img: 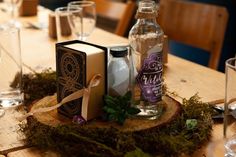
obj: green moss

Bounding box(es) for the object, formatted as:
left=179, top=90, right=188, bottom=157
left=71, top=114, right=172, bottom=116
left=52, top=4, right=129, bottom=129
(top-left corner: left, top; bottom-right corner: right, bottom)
left=20, top=94, right=213, bottom=157
left=22, top=68, right=57, bottom=105
left=19, top=71, right=214, bottom=157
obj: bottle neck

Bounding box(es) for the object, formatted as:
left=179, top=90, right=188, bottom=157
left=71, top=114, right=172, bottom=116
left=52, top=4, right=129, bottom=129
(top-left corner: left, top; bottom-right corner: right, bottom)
left=137, top=17, right=157, bottom=24
left=135, top=0, right=158, bottom=23
left=135, top=9, right=157, bottom=24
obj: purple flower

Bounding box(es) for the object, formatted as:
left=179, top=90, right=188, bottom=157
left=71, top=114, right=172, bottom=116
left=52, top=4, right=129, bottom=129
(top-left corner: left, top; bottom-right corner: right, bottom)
left=72, top=115, right=86, bottom=125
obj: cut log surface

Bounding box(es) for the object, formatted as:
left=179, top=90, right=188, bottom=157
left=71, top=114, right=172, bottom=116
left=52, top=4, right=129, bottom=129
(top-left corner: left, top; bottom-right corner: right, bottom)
left=30, top=95, right=181, bottom=132
left=90, top=95, right=181, bottom=132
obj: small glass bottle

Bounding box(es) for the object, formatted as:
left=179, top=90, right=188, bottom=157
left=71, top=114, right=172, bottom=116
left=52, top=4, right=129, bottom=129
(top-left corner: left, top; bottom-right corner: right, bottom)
left=128, top=0, right=164, bottom=118
left=108, top=47, right=130, bottom=97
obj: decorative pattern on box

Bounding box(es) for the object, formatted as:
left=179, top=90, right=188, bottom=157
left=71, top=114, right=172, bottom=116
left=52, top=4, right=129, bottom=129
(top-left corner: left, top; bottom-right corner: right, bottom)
left=56, top=40, right=107, bottom=120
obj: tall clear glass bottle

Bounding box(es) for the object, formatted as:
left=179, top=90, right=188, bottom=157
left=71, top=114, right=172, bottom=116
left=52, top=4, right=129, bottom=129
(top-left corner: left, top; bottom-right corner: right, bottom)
left=129, top=0, right=164, bottom=118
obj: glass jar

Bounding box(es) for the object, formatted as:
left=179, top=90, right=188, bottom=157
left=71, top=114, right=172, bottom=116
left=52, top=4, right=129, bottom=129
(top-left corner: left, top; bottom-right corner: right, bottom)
left=128, top=0, right=164, bottom=118
left=108, top=46, right=130, bottom=97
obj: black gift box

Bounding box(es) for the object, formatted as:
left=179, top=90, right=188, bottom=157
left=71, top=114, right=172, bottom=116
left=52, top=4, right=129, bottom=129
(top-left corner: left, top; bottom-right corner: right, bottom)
left=56, top=40, right=107, bottom=120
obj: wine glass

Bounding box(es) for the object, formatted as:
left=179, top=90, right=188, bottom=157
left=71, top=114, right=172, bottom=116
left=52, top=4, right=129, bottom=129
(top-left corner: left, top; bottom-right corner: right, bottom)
left=3, top=0, right=23, bottom=27
left=55, top=6, right=81, bottom=42
left=67, top=1, right=96, bottom=41
left=0, top=25, right=23, bottom=117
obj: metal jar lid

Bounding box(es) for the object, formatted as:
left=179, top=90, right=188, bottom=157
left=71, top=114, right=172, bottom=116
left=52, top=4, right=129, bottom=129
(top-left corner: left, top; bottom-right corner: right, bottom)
left=110, top=46, right=128, bottom=57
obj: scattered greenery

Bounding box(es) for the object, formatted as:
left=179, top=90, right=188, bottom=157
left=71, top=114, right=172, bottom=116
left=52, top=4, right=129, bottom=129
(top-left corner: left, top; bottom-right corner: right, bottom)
left=20, top=118, right=125, bottom=157
left=186, top=119, right=198, bottom=130
left=19, top=70, right=215, bottom=156
left=132, top=94, right=214, bottom=156
left=20, top=93, right=214, bottom=157
left=21, top=68, right=57, bottom=105
left=103, top=91, right=141, bottom=125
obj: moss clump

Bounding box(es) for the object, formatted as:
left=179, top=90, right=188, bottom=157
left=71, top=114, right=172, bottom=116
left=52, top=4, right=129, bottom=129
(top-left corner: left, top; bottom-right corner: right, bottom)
left=20, top=93, right=214, bottom=157
left=20, top=118, right=132, bottom=157
left=19, top=70, right=214, bottom=156
left=133, top=94, right=213, bottom=156
left=22, top=68, right=57, bottom=105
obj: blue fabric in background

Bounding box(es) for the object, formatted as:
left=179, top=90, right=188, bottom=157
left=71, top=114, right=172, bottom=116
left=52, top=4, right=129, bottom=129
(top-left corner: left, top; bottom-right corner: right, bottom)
left=169, top=41, right=209, bottom=67
left=39, top=0, right=74, bottom=11
left=168, top=0, right=236, bottom=72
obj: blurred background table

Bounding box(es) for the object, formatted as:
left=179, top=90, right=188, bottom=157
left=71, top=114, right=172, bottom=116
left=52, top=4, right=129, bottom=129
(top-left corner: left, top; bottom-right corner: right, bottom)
left=0, top=3, right=226, bottom=157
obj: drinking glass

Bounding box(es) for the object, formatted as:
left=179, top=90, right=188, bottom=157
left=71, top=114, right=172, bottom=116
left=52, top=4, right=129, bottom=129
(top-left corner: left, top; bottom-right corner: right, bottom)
left=3, top=0, right=23, bottom=27
left=224, top=57, right=236, bottom=156
left=0, top=25, right=23, bottom=117
left=224, top=57, right=236, bottom=137
left=205, top=57, right=236, bottom=157
left=68, top=1, right=96, bottom=41
left=55, top=6, right=81, bottom=42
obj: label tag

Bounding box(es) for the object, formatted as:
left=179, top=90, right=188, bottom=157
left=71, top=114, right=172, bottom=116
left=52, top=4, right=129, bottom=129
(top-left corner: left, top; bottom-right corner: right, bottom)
left=136, top=52, right=162, bottom=102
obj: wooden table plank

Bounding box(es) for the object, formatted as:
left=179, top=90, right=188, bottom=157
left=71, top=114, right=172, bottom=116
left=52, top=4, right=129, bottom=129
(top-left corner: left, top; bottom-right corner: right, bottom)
left=0, top=6, right=130, bottom=154
left=0, top=3, right=227, bottom=157
left=21, top=23, right=225, bottom=104
left=20, top=27, right=129, bottom=72
left=0, top=109, right=26, bottom=154
left=166, top=55, right=225, bottom=103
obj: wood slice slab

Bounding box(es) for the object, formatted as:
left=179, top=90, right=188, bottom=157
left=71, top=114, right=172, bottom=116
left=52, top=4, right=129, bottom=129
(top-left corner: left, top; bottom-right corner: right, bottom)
left=30, top=95, right=181, bottom=132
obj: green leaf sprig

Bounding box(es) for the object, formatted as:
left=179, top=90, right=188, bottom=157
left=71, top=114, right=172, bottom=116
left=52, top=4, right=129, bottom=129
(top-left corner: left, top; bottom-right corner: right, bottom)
left=103, top=91, right=140, bottom=125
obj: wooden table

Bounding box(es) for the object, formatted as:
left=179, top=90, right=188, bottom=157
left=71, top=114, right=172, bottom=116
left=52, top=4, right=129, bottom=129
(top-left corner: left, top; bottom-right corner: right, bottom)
left=0, top=4, right=227, bottom=157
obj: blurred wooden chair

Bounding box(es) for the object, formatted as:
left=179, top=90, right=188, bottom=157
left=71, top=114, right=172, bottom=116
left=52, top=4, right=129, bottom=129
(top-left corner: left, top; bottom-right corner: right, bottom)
left=92, top=0, right=136, bottom=36
left=158, top=0, right=228, bottom=69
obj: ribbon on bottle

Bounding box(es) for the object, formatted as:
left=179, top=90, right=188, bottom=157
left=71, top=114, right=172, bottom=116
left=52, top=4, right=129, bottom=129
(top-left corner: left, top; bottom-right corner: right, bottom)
left=18, top=74, right=102, bottom=122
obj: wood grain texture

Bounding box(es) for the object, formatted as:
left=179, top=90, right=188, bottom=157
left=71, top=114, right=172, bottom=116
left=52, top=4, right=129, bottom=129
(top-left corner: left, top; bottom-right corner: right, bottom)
left=158, top=0, right=229, bottom=69
left=0, top=4, right=227, bottom=157
left=0, top=109, right=26, bottom=154
left=29, top=95, right=181, bottom=132
left=165, top=55, right=225, bottom=103
left=93, top=0, right=136, bottom=36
